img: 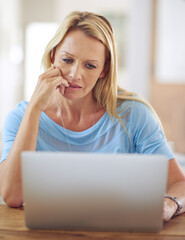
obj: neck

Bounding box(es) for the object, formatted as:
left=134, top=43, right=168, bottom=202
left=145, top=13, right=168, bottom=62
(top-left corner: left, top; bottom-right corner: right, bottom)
left=56, top=93, right=97, bottom=123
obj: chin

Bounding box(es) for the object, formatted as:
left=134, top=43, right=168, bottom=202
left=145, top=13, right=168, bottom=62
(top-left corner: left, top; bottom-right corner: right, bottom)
left=59, top=87, right=92, bottom=102
left=61, top=92, right=81, bottom=101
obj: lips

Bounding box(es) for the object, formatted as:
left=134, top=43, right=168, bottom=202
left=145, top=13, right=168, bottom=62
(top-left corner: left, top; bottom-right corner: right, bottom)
left=68, top=82, right=81, bottom=88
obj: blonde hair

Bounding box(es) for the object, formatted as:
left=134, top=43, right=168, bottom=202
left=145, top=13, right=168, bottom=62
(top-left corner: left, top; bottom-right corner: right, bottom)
left=42, top=11, right=162, bottom=135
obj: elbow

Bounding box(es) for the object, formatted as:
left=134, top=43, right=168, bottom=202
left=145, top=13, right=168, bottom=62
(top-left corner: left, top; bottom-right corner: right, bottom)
left=1, top=190, right=23, bottom=208
left=0, top=162, right=23, bottom=208
left=6, top=199, right=23, bottom=208
left=3, top=196, right=23, bottom=208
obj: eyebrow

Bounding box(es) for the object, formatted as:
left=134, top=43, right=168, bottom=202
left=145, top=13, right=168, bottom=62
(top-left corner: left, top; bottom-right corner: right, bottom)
left=60, top=51, right=100, bottom=64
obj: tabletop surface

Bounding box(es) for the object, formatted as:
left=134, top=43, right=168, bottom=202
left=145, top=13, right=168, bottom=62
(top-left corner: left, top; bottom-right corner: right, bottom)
left=1, top=204, right=185, bottom=240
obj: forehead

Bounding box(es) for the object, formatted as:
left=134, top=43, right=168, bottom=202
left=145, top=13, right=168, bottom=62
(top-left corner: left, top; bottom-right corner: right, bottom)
left=57, top=30, right=106, bottom=60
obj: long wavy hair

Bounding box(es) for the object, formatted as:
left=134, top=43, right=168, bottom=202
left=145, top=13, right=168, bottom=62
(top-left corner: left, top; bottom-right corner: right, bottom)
left=42, top=11, right=162, bottom=135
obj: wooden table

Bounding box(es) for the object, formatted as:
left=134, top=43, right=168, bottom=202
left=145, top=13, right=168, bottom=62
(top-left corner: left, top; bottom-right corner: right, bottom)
left=1, top=204, right=185, bottom=240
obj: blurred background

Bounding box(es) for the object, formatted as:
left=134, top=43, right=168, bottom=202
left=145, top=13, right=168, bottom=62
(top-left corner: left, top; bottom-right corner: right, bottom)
left=0, top=0, right=185, bottom=157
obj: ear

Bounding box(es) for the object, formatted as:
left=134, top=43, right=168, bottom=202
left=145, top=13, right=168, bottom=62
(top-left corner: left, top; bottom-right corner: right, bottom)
left=50, top=48, right=56, bottom=64
left=99, top=59, right=110, bottom=79
left=99, top=70, right=105, bottom=79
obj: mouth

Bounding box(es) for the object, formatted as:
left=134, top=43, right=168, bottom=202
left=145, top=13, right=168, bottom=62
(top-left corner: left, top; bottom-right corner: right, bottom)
left=67, top=82, right=82, bottom=88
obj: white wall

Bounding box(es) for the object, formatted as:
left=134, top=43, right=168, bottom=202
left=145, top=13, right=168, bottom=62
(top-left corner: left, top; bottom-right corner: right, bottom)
left=55, top=0, right=129, bottom=19
left=0, top=0, right=24, bottom=132
left=0, top=0, right=60, bottom=132
left=155, top=0, right=185, bottom=82
left=126, top=0, right=153, bottom=99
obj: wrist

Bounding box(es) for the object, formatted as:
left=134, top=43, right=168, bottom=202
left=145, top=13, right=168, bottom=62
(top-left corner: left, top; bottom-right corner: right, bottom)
left=27, top=101, right=43, bottom=115
left=165, top=195, right=183, bottom=217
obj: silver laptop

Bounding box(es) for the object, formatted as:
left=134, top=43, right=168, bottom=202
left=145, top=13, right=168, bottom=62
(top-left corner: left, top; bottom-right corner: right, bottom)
left=21, top=152, right=168, bottom=232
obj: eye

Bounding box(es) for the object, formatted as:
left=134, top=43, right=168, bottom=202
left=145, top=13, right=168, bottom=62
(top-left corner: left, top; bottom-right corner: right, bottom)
left=63, top=58, right=73, bottom=64
left=86, top=63, right=96, bottom=69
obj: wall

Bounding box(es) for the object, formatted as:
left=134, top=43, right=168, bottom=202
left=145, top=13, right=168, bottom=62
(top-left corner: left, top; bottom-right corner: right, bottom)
left=0, top=0, right=23, bottom=132
left=126, top=0, right=153, bottom=99
left=151, top=83, right=185, bottom=153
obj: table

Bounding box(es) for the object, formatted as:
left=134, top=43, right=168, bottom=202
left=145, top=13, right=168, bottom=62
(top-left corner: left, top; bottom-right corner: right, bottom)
left=1, top=204, right=185, bottom=240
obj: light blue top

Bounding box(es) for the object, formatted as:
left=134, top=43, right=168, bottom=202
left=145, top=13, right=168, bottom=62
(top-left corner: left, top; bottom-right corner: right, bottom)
left=0, top=100, right=174, bottom=163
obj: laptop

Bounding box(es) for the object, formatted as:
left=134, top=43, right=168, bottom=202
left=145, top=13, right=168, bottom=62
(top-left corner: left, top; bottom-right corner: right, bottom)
left=21, top=152, right=168, bottom=232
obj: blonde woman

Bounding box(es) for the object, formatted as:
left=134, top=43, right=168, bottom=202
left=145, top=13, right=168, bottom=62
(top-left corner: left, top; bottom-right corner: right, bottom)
left=0, top=11, right=185, bottom=221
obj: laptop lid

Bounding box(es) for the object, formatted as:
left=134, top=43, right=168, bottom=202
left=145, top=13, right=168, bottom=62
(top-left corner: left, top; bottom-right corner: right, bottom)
left=21, top=152, right=168, bottom=232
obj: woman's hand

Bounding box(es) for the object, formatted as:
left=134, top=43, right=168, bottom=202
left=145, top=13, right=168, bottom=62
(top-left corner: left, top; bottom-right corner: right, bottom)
left=163, top=198, right=177, bottom=222
left=163, top=158, right=185, bottom=222
left=30, top=66, right=69, bottom=111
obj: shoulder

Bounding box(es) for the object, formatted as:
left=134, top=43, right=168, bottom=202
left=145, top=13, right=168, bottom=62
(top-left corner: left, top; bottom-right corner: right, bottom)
left=130, top=100, right=153, bottom=118
left=10, top=100, right=28, bottom=113
left=117, top=89, right=151, bottom=115
left=14, top=100, right=28, bottom=112
left=116, top=98, right=158, bottom=130
left=4, top=101, right=28, bottom=125
left=117, top=98, right=151, bottom=118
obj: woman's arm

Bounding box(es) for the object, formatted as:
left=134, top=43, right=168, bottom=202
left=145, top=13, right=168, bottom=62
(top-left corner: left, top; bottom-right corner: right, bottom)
left=0, top=103, right=42, bottom=207
left=0, top=66, right=69, bottom=207
left=163, top=158, right=185, bottom=221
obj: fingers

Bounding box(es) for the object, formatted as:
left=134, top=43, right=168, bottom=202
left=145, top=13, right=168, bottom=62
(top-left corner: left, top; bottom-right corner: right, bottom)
left=59, top=85, right=65, bottom=95
left=39, top=66, right=61, bottom=80
left=55, top=66, right=63, bottom=76
left=51, top=66, right=69, bottom=91
left=47, top=76, right=69, bottom=88
left=39, top=66, right=69, bottom=89
left=31, top=67, right=69, bottom=111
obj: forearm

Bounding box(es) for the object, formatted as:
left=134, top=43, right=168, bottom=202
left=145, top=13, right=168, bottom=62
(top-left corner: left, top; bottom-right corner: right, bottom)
left=0, top=103, right=42, bottom=207
left=0, top=66, right=66, bottom=207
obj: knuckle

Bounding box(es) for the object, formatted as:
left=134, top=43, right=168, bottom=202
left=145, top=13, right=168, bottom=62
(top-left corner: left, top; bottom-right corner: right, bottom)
left=56, top=68, right=61, bottom=75
left=39, top=74, right=44, bottom=81
left=45, top=79, right=52, bottom=87
left=39, top=78, right=51, bottom=88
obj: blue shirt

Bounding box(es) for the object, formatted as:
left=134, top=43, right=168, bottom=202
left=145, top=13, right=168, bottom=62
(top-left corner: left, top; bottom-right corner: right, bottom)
left=0, top=100, right=174, bottom=163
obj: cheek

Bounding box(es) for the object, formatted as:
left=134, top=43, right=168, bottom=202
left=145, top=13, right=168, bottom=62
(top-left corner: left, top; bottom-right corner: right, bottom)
left=84, top=72, right=103, bottom=90
left=85, top=74, right=100, bottom=88
left=54, top=61, right=70, bottom=76
left=86, top=68, right=103, bottom=80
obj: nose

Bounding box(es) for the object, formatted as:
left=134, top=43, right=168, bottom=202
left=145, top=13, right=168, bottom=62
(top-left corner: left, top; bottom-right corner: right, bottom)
left=68, top=63, right=82, bottom=80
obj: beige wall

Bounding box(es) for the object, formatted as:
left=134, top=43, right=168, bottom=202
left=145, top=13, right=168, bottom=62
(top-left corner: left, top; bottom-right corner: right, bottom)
left=151, top=83, right=185, bottom=153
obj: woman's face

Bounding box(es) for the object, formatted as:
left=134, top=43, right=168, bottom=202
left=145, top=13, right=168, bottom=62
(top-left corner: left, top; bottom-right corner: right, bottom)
left=53, top=29, right=106, bottom=101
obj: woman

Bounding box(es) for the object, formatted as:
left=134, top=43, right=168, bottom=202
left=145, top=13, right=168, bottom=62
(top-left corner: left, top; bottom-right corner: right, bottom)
left=0, top=11, right=185, bottom=221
